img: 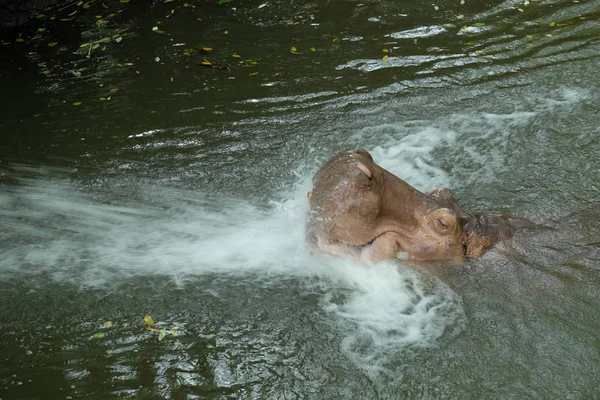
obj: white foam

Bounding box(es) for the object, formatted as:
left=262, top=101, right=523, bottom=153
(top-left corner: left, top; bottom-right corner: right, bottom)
left=318, top=260, right=465, bottom=377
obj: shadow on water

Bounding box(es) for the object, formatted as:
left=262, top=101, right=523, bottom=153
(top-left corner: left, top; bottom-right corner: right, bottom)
left=1, top=0, right=600, bottom=397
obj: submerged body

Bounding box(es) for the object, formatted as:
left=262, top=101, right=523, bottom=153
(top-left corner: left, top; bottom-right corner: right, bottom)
left=306, top=149, right=536, bottom=263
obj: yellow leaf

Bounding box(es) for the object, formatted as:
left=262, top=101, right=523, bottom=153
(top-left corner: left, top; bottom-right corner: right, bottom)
left=382, top=48, right=389, bottom=53
left=291, top=46, right=297, bottom=52
left=332, top=37, right=339, bottom=44
left=104, top=321, right=113, bottom=328
left=47, top=42, right=58, bottom=47
left=73, top=101, right=82, bottom=106
left=232, top=53, right=240, bottom=58
left=90, top=332, right=105, bottom=339
left=120, top=0, right=130, bottom=3
left=382, top=55, right=389, bottom=62
left=549, top=21, right=556, bottom=27
left=202, top=47, right=213, bottom=52
left=144, top=315, right=154, bottom=325
left=310, top=47, right=316, bottom=52
left=249, top=72, right=258, bottom=76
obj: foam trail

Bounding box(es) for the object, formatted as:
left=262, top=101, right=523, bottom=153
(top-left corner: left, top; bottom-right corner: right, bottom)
left=0, top=178, right=315, bottom=286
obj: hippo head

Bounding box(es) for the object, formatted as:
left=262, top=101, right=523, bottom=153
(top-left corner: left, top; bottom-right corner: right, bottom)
left=308, top=149, right=529, bottom=263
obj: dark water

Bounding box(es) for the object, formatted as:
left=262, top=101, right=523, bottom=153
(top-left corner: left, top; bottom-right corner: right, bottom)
left=1, top=0, right=600, bottom=398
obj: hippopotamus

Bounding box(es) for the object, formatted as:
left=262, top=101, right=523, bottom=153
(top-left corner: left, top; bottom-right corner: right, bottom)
left=306, top=149, right=537, bottom=263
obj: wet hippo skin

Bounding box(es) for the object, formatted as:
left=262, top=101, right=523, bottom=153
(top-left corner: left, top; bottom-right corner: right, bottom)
left=306, top=149, right=537, bottom=263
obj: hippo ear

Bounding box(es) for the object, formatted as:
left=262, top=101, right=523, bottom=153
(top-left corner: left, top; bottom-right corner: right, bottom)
left=428, top=208, right=457, bottom=234
left=356, top=162, right=372, bottom=179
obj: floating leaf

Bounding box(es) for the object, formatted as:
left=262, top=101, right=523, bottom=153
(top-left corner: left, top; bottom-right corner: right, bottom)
left=83, top=3, right=90, bottom=8
left=201, top=47, right=213, bottom=53
left=290, top=46, right=301, bottom=54
left=310, top=47, right=316, bottom=52
left=218, top=0, right=233, bottom=4
left=120, top=0, right=130, bottom=3
left=96, top=19, right=104, bottom=24
left=224, top=30, right=228, bottom=34
left=258, top=3, right=268, bottom=8
left=36, top=14, right=46, bottom=19
left=144, top=315, right=155, bottom=325
left=549, top=21, right=556, bottom=27
left=249, top=72, right=258, bottom=76
left=473, top=22, right=486, bottom=27
left=464, top=41, right=476, bottom=46
left=158, top=329, right=168, bottom=341
left=37, top=27, right=46, bottom=32
left=232, top=53, right=240, bottom=58
left=152, top=26, right=159, bottom=31
left=68, top=10, right=78, bottom=16
left=332, top=37, right=339, bottom=44
left=115, top=36, right=123, bottom=43
left=382, top=55, right=388, bottom=62
left=99, top=97, right=107, bottom=101
left=16, top=37, right=25, bottom=43
left=104, top=321, right=113, bottom=328
left=382, top=48, right=389, bottom=53
left=154, top=30, right=166, bottom=34
left=48, top=41, right=58, bottom=47
left=197, top=17, right=203, bottom=21
left=526, top=34, right=533, bottom=38
left=73, top=101, right=82, bottom=106
left=155, top=56, right=160, bottom=62
left=90, top=332, right=105, bottom=339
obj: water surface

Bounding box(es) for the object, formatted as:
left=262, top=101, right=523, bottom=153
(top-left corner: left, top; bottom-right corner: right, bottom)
left=1, top=0, right=600, bottom=398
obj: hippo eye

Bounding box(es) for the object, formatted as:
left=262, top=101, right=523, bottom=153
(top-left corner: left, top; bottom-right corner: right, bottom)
left=436, top=218, right=449, bottom=230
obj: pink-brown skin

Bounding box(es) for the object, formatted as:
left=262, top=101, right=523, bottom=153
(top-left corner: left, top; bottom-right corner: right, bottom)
left=306, top=149, right=536, bottom=263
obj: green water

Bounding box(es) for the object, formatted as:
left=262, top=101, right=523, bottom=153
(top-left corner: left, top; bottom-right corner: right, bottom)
left=1, top=0, right=599, bottom=398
